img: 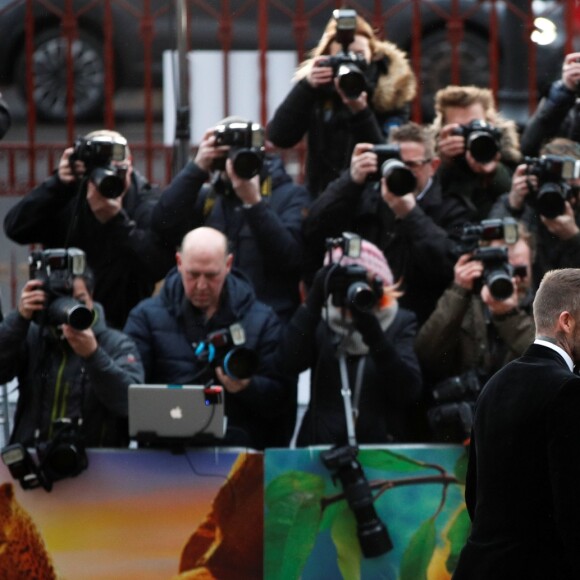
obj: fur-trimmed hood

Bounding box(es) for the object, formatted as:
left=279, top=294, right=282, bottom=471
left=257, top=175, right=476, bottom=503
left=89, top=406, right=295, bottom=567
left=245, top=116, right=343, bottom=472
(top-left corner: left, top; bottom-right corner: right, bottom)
left=294, top=38, right=417, bottom=113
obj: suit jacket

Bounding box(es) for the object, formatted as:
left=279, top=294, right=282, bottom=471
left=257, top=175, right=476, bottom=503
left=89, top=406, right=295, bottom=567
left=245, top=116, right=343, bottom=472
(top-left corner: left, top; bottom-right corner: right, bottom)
left=453, top=343, right=580, bottom=580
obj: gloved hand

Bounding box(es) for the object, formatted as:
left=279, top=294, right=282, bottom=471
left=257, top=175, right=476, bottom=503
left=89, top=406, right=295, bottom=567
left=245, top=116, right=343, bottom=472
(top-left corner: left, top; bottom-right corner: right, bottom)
left=305, top=264, right=336, bottom=316
left=350, top=307, right=384, bottom=347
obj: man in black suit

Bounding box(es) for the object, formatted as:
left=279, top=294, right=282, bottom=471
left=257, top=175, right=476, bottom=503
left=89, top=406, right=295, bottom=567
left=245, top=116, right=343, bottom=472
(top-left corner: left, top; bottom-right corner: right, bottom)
left=453, top=268, right=580, bottom=580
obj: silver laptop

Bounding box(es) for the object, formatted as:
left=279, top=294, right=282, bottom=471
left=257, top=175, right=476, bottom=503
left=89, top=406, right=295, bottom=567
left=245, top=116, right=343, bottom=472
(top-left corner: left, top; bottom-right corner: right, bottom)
left=128, top=384, right=227, bottom=442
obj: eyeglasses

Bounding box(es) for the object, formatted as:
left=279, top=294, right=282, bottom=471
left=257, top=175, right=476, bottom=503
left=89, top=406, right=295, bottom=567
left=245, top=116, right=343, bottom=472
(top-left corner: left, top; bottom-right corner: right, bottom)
left=403, top=159, right=431, bottom=169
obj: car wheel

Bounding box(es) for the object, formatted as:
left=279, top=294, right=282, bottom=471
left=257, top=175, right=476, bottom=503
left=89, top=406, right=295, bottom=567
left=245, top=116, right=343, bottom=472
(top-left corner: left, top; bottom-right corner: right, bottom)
left=418, top=29, right=490, bottom=121
left=15, top=29, right=105, bottom=121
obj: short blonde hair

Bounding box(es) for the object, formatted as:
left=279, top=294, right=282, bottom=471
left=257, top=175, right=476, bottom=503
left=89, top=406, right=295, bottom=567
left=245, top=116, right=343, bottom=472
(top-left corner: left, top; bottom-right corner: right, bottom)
left=434, top=85, right=497, bottom=125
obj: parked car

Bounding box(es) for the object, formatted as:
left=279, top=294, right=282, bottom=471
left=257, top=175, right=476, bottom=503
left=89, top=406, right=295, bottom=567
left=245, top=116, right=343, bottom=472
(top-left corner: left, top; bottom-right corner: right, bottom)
left=0, top=0, right=568, bottom=123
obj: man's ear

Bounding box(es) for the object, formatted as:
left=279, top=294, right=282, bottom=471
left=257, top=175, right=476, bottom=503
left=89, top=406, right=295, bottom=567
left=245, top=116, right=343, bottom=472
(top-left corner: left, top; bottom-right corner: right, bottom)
left=176, top=252, right=182, bottom=271
left=225, top=253, right=233, bottom=273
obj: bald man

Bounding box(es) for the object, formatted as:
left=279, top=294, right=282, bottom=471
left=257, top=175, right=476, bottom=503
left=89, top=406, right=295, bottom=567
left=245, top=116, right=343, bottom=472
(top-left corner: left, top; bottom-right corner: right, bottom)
left=124, top=226, right=294, bottom=449
left=454, top=268, right=580, bottom=579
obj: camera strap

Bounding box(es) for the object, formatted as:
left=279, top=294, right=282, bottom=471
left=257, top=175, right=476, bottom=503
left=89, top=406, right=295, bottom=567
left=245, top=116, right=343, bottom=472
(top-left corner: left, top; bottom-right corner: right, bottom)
left=338, top=353, right=366, bottom=447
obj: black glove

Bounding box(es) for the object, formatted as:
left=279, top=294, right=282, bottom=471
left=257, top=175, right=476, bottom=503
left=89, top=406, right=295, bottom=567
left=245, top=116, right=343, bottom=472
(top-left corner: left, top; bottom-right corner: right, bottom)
left=305, top=264, right=336, bottom=316
left=351, top=307, right=385, bottom=348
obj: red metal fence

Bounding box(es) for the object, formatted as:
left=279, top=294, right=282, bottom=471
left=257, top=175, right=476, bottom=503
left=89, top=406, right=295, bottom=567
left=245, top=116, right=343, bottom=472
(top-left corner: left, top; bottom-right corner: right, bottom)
left=0, top=0, right=576, bottom=196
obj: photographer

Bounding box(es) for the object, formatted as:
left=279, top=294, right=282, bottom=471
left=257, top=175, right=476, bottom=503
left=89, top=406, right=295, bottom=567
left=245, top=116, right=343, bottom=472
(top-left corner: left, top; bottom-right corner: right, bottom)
left=302, top=122, right=469, bottom=324
left=520, top=52, right=580, bottom=156
left=151, top=117, right=311, bottom=324
left=489, top=138, right=580, bottom=289
left=3, top=129, right=174, bottom=329
left=415, top=230, right=535, bottom=442
left=432, top=85, right=521, bottom=222
left=276, top=238, right=422, bottom=446
left=0, top=266, right=144, bottom=448
left=267, top=9, right=416, bottom=197
left=123, top=227, right=295, bottom=449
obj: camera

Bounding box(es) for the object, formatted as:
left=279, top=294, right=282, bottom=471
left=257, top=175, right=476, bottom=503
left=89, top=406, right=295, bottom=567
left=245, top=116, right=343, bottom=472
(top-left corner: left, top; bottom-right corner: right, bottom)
left=194, top=322, right=259, bottom=380
left=69, top=134, right=128, bottom=198
left=317, top=9, right=368, bottom=99
left=427, top=370, right=482, bottom=443
left=524, top=155, right=580, bottom=218
left=451, top=119, right=502, bottom=163
left=471, top=246, right=515, bottom=301
left=1, top=418, right=88, bottom=492
left=213, top=121, right=265, bottom=179
left=320, top=445, right=392, bottom=558
left=324, top=234, right=384, bottom=312
left=367, top=144, right=417, bottom=195
left=457, top=217, right=518, bottom=255
left=29, top=248, right=94, bottom=330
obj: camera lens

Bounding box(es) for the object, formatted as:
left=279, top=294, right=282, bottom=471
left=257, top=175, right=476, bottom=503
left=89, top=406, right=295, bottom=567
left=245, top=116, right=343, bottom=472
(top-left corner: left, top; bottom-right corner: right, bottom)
left=223, top=347, right=259, bottom=379
left=381, top=159, right=417, bottom=196
left=485, top=270, right=514, bottom=301
left=90, top=167, right=125, bottom=198
left=336, top=63, right=367, bottom=99
left=48, top=297, right=94, bottom=330
left=466, top=132, right=499, bottom=164
left=536, top=182, right=566, bottom=219
left=231, top=149, right=263, bottom=179
left=347, top=281, right=377, bottom=312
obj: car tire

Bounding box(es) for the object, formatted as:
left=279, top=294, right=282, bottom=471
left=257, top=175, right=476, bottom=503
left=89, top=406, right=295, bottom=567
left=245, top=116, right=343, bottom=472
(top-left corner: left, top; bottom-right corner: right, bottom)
left=418, top=28, right=490, bottom=121
left=14, top=28, right=105, bottom=122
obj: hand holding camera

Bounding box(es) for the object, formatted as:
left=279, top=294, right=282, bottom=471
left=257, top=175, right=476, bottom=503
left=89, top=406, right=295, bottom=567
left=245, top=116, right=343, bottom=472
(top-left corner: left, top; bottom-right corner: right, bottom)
left=194, top=127, right=230, bottom=173
left=350, top=143, right=378, bottom=184
left=307, top=55, right=336, bottom=88
left=454, top=253, right=484, bottom=292
left=61, top=324, right=98, bottom=358
left=561, top=53, right=580, bottom=92
left=58, top=147, right=80, bottom=185
left=540, top=200, right=580, bottom=241
left=508, top=164, right=537, bottom=211
left=480, top=278, right=518, bottom=316
left=18, top=279, right=46, bottom=320
left=215, top=367, right=250, bottom=394
left=225, top=158, right=261, bottom=206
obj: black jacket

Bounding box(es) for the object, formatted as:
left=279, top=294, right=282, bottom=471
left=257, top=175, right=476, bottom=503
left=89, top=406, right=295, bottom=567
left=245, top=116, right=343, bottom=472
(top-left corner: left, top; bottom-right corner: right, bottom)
left=276, top=304, right=422, bottom=446
left=151, top=154, right=312, bottom=322
left=302, top=171, right=468, bottom=323
left=4, top=171, right=174, bottom=329
left=454, top=344, right=580, bottom=580
left=520, top=80, right=580, bottom=157
left=0, top=302, right=144, bottom=448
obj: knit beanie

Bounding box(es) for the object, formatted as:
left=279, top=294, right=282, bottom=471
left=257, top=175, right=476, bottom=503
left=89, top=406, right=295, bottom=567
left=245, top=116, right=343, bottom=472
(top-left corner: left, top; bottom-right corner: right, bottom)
left=324, top=238, right=393, bottom=286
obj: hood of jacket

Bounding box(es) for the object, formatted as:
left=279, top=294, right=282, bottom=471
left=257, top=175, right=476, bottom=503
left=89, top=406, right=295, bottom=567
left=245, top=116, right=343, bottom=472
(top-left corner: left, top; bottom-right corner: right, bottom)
left=159, top=266, right=257, bottom=321
left=294, top=38, right=416, bottom=113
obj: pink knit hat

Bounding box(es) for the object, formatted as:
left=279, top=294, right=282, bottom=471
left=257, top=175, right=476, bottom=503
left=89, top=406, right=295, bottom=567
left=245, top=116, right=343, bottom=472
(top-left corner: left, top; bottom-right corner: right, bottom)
left=324, top=238, right=394, bottom=286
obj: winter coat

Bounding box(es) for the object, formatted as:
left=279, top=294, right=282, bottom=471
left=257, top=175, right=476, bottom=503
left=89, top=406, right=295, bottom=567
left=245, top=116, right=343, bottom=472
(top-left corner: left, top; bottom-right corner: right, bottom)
left=123, top=267, right=293, bottom=449
left=267, top=39, right=416, bottom=196
left=415, top=283, right=535, bottom=386
left=0, top=302, right=144, bottom=448
left=4, top=170, right=174, bottom=329
left=151, top=154, right=312, bottom=322
left=276, top=304, right=422, bottom=446
left=520, top=80, right=580, bottom=157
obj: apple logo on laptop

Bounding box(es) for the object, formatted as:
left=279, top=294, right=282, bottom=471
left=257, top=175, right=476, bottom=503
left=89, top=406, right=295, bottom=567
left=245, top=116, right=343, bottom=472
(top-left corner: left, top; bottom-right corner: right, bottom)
left=170, top=406, right=183, bottom=420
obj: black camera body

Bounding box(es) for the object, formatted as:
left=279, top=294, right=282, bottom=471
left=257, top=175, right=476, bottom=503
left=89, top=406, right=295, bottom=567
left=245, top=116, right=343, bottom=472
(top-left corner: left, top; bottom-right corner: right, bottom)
left=471, top=245, right=515, bottom=301
left=70, top=134, right=128, bottom=198
left=317, top=9, right=368, bottom=99
left=195, top=322, right=258, bottom=380
left=326, top=264, right=384, bottom=313
left=29, top=248, right=94, bottom=330
left=320, top=445, right=393, bottom=558
left=524, top=154, right=580, bottom=218
left=367, top=144, right=417, bottom=195
left=451, top=119, right=502, bottom=164
left=458, top=217, right=518, bottom=255
left=324, top=233, right=384, bottom=313
left=427, top=370, right=482, bottom=443
left=213, top=121, right=265, bottom=179
left=1, top=418, right=88, bottom=492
